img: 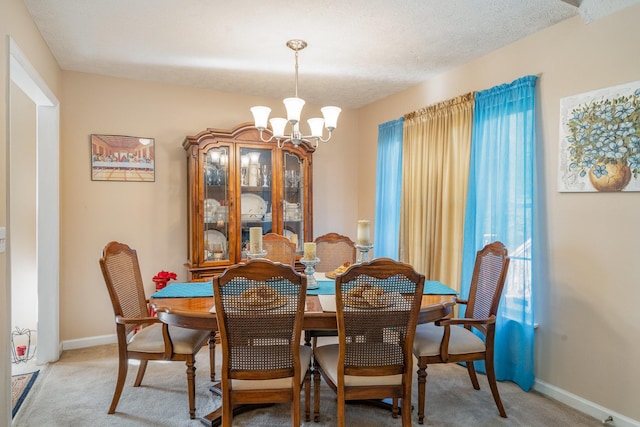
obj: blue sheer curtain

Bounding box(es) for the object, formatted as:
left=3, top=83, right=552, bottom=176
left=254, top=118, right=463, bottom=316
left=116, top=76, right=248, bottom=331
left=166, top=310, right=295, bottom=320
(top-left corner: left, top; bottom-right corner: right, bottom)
left=461, top=75, right=537, bottom=391
left=374, top=118, right=404, bottom=259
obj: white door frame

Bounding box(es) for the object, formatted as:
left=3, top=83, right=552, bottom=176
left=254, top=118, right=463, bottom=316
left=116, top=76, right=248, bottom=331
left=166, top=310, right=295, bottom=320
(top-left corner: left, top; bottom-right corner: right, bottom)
left=9, top=37, right=60, bottom=364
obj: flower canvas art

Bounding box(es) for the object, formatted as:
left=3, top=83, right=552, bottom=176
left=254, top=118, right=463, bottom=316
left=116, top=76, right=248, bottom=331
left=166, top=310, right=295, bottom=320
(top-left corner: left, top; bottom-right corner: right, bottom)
left=558, top=80, right=640, bottom=192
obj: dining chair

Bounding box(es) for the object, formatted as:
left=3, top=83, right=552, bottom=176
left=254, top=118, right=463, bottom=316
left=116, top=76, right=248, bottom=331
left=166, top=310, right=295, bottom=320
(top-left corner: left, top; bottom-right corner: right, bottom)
left=314, top=232, right=356, bottom=273
left=306, top=233, right=357, bottom=347
left=412, top=241, right=510, bottom=423
left=213, top=259, right=311, bottom=426
left=99, top=241, right=212, bottom=419
left=312, top=258, right=425, bottom=427
left=262, top=232, right=297, bottom=266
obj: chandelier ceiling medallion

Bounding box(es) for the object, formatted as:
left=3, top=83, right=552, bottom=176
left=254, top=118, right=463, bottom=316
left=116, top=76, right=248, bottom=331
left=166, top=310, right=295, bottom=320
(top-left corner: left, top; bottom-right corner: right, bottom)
left=250, top=39, right=341, bottom=149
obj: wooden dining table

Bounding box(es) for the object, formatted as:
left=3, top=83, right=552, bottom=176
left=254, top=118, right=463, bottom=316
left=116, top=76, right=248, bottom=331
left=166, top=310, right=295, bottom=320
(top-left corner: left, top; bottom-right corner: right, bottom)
left=151, top=293, right=455, bottom=426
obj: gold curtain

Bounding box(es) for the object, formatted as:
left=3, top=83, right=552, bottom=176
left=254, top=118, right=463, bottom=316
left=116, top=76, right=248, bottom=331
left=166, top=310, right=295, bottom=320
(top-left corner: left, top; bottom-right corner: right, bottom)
left=399, top=93, right=474, bottom=292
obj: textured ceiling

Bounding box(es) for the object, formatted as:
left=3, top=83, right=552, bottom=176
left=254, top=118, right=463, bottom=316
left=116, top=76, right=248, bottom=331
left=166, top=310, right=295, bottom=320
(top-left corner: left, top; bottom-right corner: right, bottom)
left=23, top=0, right=639, bottom=109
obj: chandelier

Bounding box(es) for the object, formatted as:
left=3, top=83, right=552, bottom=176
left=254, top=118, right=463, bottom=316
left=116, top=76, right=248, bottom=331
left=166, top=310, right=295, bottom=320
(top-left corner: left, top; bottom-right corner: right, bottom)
left=250, top=40, right=341, bottom=149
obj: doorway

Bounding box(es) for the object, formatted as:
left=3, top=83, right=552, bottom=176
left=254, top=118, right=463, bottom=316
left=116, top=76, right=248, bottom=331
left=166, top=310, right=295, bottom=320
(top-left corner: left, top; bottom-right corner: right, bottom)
left=8, top=38, right=60, bottom=366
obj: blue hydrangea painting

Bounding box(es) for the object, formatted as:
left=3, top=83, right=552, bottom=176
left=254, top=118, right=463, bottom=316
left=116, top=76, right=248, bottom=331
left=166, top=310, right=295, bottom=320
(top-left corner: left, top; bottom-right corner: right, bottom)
left=558, top=80, right=640, bottom=192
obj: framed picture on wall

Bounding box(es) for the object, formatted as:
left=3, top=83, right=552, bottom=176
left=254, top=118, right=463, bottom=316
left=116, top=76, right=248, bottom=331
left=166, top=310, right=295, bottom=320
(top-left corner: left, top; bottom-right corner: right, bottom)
left=558, top=80, right=640, bottom=192
left=90, top=134, right=155, bottom=182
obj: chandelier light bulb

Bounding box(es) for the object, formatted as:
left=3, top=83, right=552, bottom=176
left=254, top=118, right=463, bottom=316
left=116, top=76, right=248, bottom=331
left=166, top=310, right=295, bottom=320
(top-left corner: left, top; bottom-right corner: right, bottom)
left=270, top=118, right=287, bottom=137
left=321, top=106, right=342, bottom=131
left=307, top=118, right=325, bottom=137
left=250, top=106, right=271, bottom=130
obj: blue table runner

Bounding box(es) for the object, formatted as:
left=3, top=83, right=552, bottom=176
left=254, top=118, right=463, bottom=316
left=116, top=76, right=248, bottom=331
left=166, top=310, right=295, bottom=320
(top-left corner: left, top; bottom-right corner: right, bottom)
left=151, top=279, right=456, bottom=298
left=151, top=282, right=213, bottom=298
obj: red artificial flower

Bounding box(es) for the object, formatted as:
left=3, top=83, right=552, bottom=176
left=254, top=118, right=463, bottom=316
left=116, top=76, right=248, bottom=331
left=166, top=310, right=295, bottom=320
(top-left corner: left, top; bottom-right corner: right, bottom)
left=153, top=270, right=177, bottom=281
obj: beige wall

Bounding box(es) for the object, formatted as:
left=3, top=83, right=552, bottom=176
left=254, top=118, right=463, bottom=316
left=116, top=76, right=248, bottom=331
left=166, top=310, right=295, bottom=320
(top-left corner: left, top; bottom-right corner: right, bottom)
left=60, top=72, right=359, bottom=340
left=358, top=6, right=640, bottom=422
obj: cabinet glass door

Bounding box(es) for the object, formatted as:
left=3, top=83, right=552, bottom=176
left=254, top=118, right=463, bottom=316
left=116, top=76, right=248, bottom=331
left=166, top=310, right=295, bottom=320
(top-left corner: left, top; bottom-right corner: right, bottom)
left=203, top=146, right=229, bottom=262
left=283, top=152, right=304, bottom=253
left=239, top=147, right=272, bottom=257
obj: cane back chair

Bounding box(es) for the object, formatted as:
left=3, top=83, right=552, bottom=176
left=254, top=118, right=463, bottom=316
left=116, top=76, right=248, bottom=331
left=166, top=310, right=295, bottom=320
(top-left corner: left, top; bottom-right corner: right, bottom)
left=313, top=258, right=425, bottom=427
left=99, top=241, right=212, bottom=419
left=213, top=259, right=311, bottom=426
left=262, top=233, right=297, bottom=266
left=306, top=233, right=358, bottom=346
left=314, top=232, right=356, bottom=273
left=412, top=241, right=510, bottom=423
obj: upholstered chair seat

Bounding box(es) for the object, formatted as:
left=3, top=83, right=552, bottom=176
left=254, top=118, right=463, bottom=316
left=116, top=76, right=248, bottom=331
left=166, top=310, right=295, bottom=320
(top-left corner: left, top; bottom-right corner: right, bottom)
left=413, top=323, right=486, bottom=356
left=313, top=345, right=403, bottom=387
left=231, top=346, right=312, bottom=390
left=126, top=323, right=208, bottom=354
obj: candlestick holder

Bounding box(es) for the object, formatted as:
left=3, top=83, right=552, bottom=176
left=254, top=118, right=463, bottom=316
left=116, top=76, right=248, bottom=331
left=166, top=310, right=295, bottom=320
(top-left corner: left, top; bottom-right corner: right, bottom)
left=300, top=257, right=320, bottom=289
left=247, top=250, right=267, bottom=259
left=355, top=244, right=374, bottom=264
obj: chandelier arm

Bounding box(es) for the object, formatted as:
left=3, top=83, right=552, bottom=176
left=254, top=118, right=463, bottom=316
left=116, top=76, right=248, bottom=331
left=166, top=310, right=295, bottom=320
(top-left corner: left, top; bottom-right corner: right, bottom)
left=257, top=129, right=276, bottom=144
left=298, top=130, right=333, bottom=144
left=294, top=137, right=318, bottom=149
left=315, top=129, right=334, bottom=144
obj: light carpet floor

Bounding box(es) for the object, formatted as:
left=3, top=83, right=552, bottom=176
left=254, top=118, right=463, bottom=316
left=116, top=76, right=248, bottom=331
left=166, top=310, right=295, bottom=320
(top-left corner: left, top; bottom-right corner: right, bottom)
left=13, top=343, right=601, bottom=426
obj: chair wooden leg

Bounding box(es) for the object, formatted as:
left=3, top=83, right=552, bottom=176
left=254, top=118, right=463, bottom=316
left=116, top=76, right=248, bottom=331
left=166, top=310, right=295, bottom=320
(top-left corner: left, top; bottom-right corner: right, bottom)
left=291, top=383, right=301, bottom=426
left=109, top=356, right=129, bottom=413
left=304, top=369, right=311, bottom=422
left=133, top=360, right=148, bottom=387
left=313, top=365, right=321, bottom=422
left=466, top=361, right=480, bottom=390
left=401, top=394, right=412, bottom=427
left=221, top=380, right=232, bottom=427
left=416, top=358, right=427, bottom=424
left=392, top=397, right=399, bottom=418
left=485, top=356, right=507, bottom=417
left=186, top=357, right=197, bottom=419
left=336, top=387, right=345, bottom=427
left=209, top=332, right=216, bottom=381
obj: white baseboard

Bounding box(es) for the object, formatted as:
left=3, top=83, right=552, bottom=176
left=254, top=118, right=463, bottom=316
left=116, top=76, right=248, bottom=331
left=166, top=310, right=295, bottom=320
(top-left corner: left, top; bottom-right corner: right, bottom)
left=534, top=379, right=640, bottom=427
left=61, top=334, right=117, bottom=350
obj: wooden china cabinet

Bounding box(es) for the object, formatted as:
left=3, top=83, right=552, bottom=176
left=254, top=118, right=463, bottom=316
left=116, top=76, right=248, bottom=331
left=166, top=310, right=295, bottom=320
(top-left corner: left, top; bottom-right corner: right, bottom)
left=183, top=123, right=314, bottom=280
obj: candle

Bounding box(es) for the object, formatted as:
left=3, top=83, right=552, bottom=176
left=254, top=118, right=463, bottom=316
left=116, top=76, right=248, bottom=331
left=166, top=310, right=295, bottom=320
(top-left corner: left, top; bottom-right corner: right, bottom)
left=249, top=227, right=262, bottom=254
left=16, top=345, right=26, bottom=356
left=357, top=220, right=371, bottom=246
left=303, top=242, right=316, bottom=260
left=290, top=233, right=299, bottom=247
